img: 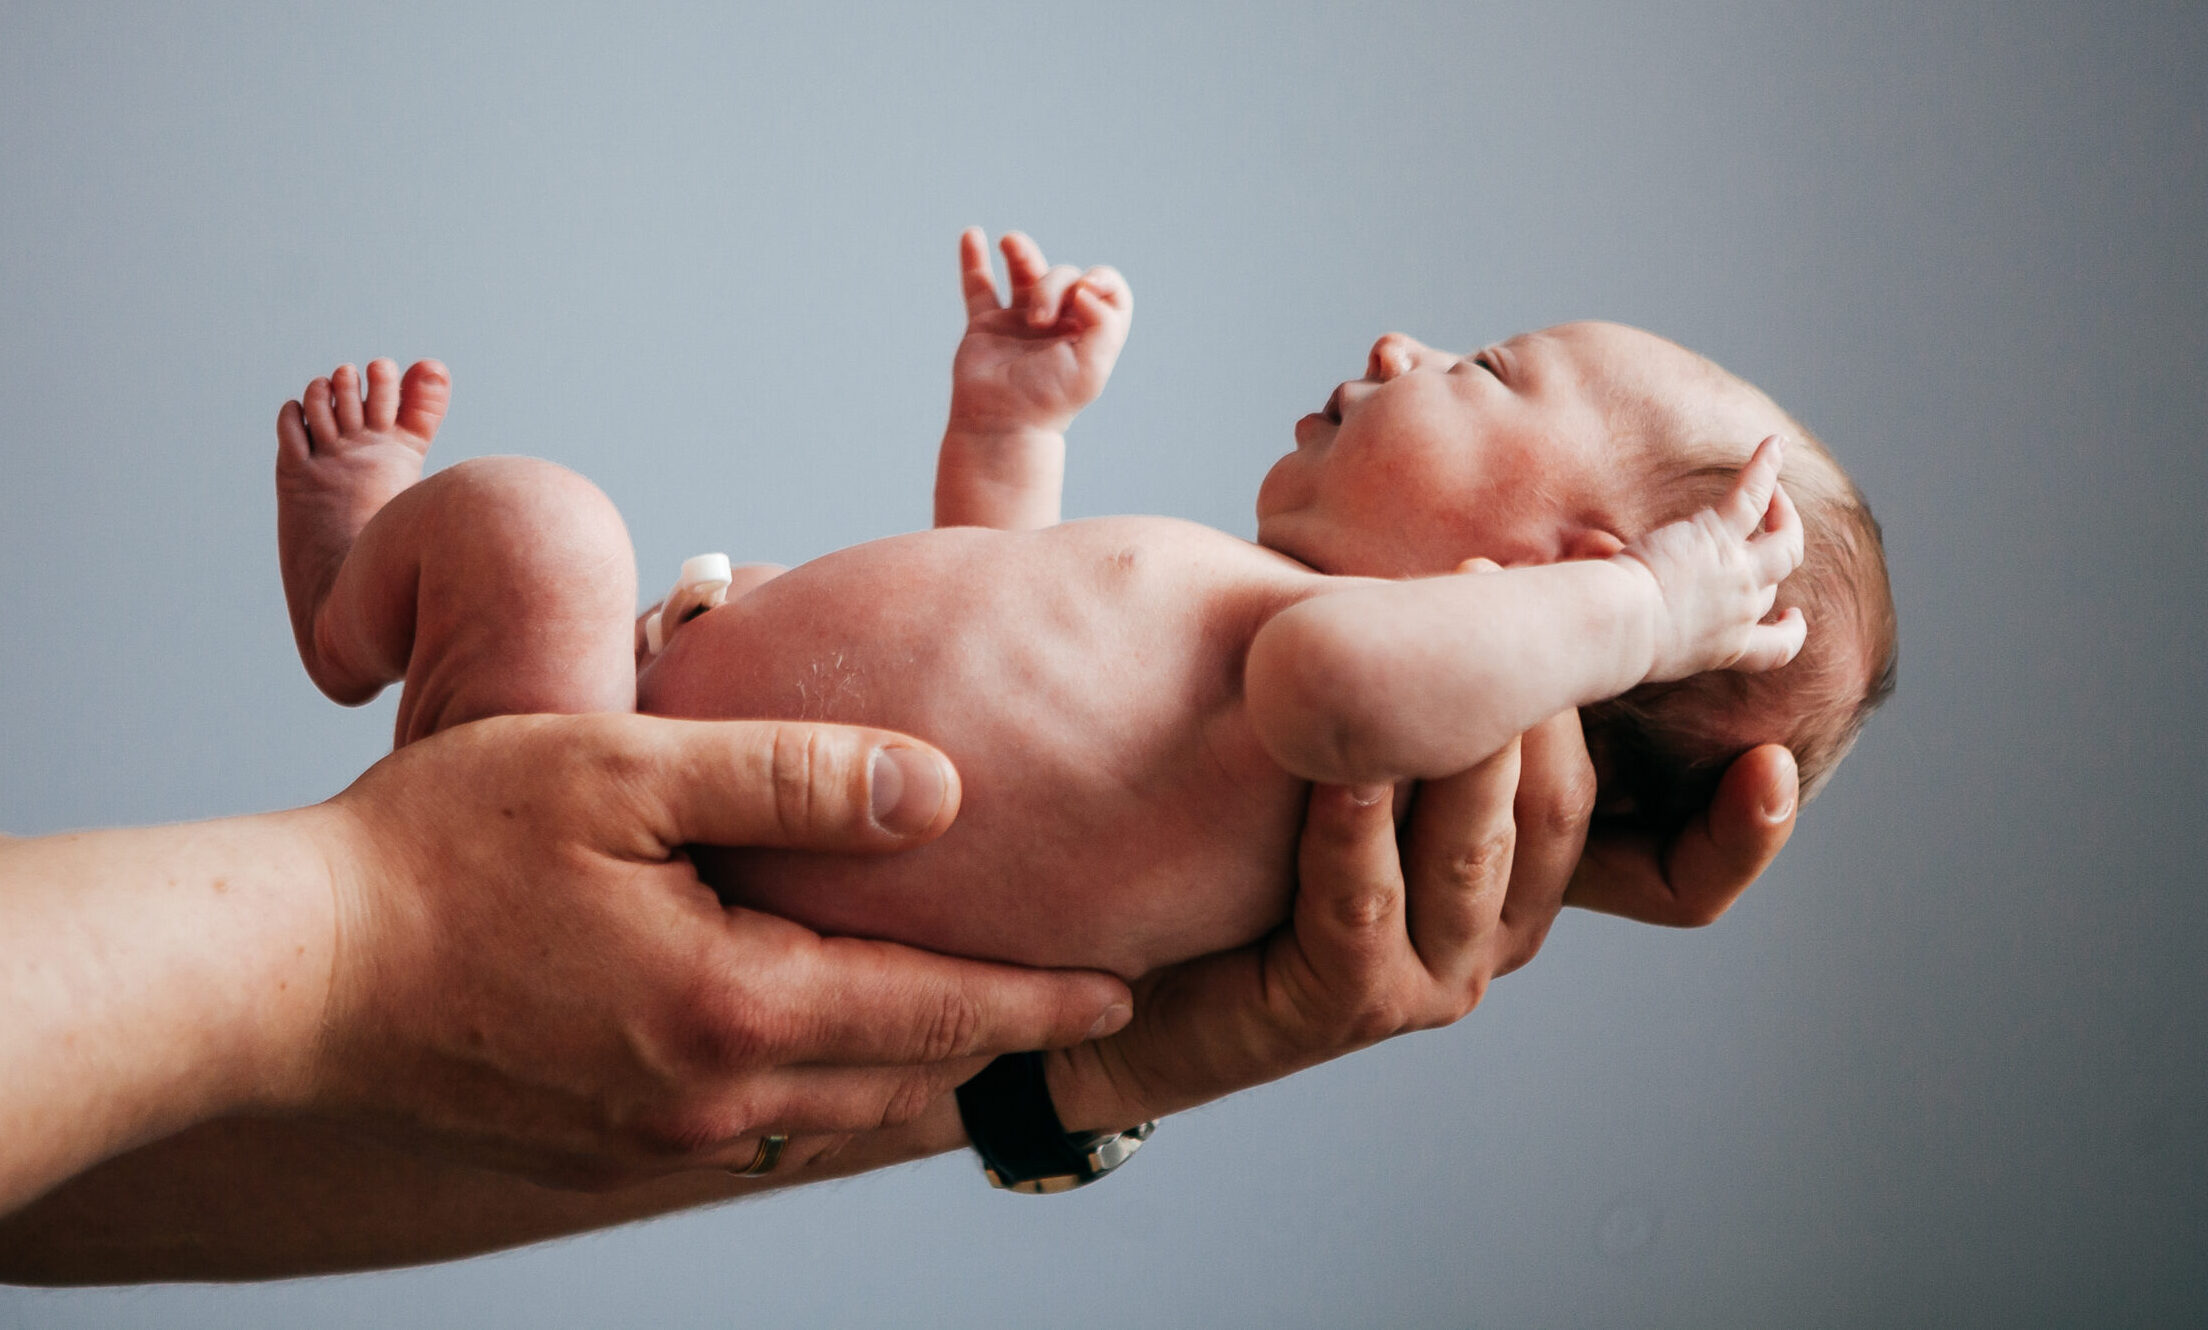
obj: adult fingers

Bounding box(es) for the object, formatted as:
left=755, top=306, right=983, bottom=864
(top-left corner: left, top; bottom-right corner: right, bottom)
left=1397, top=741, right=1519, bottom=990
left=592, top=715, right=965, bottom=853
left=958, top=227, right=1001, bottom=318
left=730, top=922, right=1131, bottom=1068
left=645, top=1058, right=990, bottom=1156
left=1288, top=784, right=1409, bottom=989
left=1495, top=709, right=1596, bottom=975
left=1568, top=743, right=1797, bottom=927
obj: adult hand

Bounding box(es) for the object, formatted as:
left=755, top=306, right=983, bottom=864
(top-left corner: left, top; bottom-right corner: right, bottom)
left=1040, top=712, right=1796, bottom=1131
left=1566, top=741, right=1799, bottom=927
left=298, top=711, right=1130, bottom=1187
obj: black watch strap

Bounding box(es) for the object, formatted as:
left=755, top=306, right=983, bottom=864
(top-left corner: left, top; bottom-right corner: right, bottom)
left=955, top=1052, right=1154, bottom=1194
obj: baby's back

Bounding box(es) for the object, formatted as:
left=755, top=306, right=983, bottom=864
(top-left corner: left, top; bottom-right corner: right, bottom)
left=637, top=517, right=1321, bottom=979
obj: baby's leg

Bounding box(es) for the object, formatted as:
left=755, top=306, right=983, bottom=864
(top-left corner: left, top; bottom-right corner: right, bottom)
left=276, top=359, right=638, bottom=747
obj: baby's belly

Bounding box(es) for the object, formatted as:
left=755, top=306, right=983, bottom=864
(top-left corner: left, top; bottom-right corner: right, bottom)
left=636, top=519, right=1306, bottom=980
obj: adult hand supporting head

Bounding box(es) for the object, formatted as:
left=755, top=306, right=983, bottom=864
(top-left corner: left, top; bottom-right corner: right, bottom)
left=1039, top=713, right=1796, bottom=1132
left=293, top=712, right=1130, bottom=1188
left=1566, top=741, right=1800, bottom=927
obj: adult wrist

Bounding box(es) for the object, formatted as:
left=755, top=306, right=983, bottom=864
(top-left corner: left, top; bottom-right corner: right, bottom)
left=225, top=805, right=349, bottom=1115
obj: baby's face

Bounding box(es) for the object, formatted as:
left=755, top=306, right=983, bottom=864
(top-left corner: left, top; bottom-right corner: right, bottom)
left=1256, top=321, right=1767, bottom=576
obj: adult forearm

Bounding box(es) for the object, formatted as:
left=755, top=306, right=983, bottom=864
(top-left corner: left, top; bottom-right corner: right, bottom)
left=0, top=1101, right=971, bottom=1283
left=0, top=812, right=336, bottom=1215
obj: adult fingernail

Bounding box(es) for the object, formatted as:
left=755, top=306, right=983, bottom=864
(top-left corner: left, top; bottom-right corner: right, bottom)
left=870, top=746, right=947, bottom=836
left=1762, top=788, right=1796, bottom=823
left=1085, top=1004, right=1132, bottom=1040
left=1348, top=784, right=1390, bottom=807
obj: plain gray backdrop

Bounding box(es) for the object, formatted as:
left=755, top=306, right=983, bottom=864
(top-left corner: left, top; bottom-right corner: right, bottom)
left=3, top=1, right=2202, bottom=1326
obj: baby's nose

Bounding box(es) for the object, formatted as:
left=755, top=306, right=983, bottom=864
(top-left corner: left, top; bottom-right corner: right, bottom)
left=1367, top=333, right=1421, bottom=382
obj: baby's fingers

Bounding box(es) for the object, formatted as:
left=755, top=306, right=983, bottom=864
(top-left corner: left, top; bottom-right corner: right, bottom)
left=1719, top=435, right=1789, bottom=535
left=1068, top=267, right=1132, bottom=332
left=1752, top=481, right=1806, bottom=584
left=1000, top=231, right=1050, bottom=302
left=1078, top=265, right=1130, bottom=313
left=959, top=228, right=1003, bottom=319
left=1733, top=607, right=1808, bottom=673
left=1027, top=263, right=1084, bottom=328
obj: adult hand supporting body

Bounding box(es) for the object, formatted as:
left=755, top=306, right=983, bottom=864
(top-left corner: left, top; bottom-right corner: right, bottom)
left=1041, top=711, right=1798, bottom=1133
left=0, top=713, right=1127, bottom=1219
left=1, top=716, right=1795, bottom=1283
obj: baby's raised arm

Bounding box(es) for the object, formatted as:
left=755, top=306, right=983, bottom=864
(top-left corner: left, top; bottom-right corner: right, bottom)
left=1247, top=436, right=1806, bottom=785
left=934, top=229, right=1131, bottom=530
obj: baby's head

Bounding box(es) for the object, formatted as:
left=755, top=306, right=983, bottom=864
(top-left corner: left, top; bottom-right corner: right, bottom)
left=1256, top=320, right=1897, bottom=832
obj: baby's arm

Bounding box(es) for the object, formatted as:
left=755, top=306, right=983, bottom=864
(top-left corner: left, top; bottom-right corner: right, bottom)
left=1247, top=437, right=1807, bottom=785
left=935, top=229, right=1130, bottom=529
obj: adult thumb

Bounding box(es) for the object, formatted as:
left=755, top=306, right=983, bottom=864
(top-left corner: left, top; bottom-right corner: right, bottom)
left=606, top=715, right=962, bottom=852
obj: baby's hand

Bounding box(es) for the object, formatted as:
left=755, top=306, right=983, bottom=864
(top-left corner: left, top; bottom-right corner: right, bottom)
left=1616, top=434, right=1808, bottom=682
left=950, top=229, right=1131, bottom=436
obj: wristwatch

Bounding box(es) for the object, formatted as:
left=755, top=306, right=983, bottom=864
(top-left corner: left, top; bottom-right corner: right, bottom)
left=955, top=1052, right=1156, bottom=1194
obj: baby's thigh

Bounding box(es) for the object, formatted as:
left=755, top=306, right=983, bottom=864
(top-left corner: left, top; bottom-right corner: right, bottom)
left=384, top=457, right=640, bottom=739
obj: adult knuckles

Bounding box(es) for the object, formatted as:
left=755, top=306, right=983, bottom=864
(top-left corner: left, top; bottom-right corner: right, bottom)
left=875, top=1068, right=946, bottom=1129
left=1444, top=828, right=1516, bottom=892
left=1327, top=882, right=1402, bottom=933
left=1525, top=762, right=1598, bottom=842
left=906, top=982, right=987, bottom=1064
left=630, top=1093, right=772, bottom=1161
left=668, top=968, right=789, bottom=1073
left=768, top=724, right=864, bottom=843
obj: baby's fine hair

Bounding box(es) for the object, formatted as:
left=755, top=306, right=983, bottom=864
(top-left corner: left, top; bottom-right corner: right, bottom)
left=1581, top=370, right=1899, bottom=838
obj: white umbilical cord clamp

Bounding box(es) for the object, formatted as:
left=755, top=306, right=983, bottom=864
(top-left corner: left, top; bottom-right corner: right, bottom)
left=644, top=552, right=733, bottom=656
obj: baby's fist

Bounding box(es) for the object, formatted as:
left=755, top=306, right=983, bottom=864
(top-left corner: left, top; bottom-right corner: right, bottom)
left=1617, top=435, right=1808, bottom=682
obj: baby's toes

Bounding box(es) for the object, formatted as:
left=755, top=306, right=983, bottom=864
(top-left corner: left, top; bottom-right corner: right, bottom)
left=301, top=375, right=338, bottom=445
left=276, top=398, right=312, bottom=462
left=363, top=358, right=401, bottom=430
left=393, top=360, right=452, bottom=443
left=331, top=364, right=364, bottom=434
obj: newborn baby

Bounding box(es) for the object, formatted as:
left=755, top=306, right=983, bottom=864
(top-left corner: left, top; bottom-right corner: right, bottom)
left=276, top=230, right=1895, bottom=981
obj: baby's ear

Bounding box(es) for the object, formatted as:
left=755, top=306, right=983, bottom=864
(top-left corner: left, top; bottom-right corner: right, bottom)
left=1562, top=527, right=1627, bottom=561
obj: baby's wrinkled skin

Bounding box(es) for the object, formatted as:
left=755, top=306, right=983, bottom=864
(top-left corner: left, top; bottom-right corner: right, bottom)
left=277, top=230, right=1809, bottom=983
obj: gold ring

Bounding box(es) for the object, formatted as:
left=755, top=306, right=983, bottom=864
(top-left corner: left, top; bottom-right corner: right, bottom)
left=732, top=1132, right=787, bottom=1178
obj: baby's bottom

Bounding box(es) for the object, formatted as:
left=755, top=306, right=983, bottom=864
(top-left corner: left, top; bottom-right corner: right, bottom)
left=276, top=359, right=642, bottom=745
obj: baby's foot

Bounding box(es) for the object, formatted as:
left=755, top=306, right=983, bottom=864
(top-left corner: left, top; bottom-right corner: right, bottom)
left=276, top=358, right=450, bottom=700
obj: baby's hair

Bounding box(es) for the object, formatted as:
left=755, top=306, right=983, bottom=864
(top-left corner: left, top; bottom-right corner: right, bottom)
left=1582, top=376, right=1899, bottom=839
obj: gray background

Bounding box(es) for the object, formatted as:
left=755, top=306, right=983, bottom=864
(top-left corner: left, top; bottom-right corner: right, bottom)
left=2, top=1, right=2202, bottom=1325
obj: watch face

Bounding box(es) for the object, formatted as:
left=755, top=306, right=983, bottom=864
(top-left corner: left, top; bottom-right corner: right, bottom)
left=1084, top=1122, right=1156, bottom=1173
left=959, top=1051, right=1156, bottom=1192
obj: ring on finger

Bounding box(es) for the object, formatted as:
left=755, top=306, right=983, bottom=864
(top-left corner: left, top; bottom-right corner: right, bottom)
left=729, top=1132, right=787, bottom=1178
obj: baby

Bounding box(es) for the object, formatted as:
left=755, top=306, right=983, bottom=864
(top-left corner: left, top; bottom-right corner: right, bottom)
left=275, top=230, right=1895, bottom=981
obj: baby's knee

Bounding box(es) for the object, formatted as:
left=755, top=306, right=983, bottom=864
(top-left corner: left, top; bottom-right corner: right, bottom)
left=421, top=456, right=637, bottom=608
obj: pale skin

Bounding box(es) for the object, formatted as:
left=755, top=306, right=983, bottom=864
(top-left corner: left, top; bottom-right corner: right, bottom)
left=0, top=231, right=1803, bottom=1281
left=647, top=234, right=1808, bottom=976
